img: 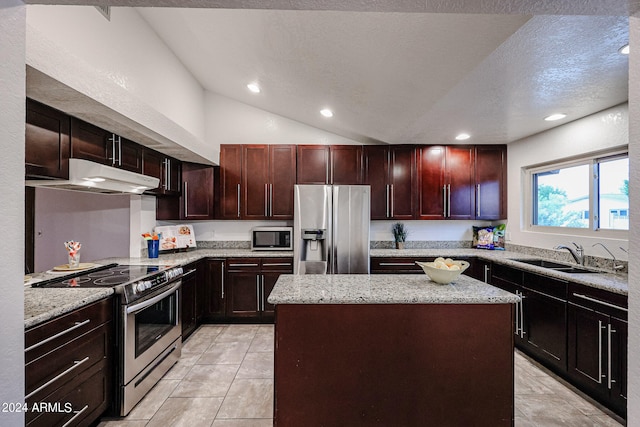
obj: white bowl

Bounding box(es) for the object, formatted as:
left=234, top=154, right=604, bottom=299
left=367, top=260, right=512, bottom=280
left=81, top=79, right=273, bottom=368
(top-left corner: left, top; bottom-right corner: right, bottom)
left=415, top=260, right=470, bottom=284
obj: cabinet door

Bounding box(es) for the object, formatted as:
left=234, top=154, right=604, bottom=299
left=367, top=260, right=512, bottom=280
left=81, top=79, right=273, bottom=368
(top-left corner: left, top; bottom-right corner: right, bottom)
left=243, top=145, right=270, bottom=219
left=475, top=145, right=507, bottom=220
left=363, top=146, right=390, bottom=219
left=220, top=145, right=243, bottom=219
left=226, top=272, right=261, bottom=318
left=262, top=272, right=279, bottom=320
left=118, top=137, right=143, bottom=173
left=269, top=145, right=296, bottom=219
left=297, top=145, right=329, bottom=184
left=182, top=163, right=214, bottom=220
left=567, top=304, right=608, bottom=395
left=389, top=146, right=415, bottom=219
left=609, top=316, right=627, bottom=417
left=25, top=99, right=70, bottom=179
left=165, top=157, right=181, bottom=194
left=142, top=148, right=164, bottom=194
left=70, top=118, right=111, bottom=165
left=331, top=145, right=362, bottom=184
left=522, top=289, right=567, bottom=371
left=416, top=146, right=446, bottom=220
left=181, top=269, right=197, bottom=340
left=204, top=260, right=226, bottom=321
left=446, top=146, right=475, bottom=220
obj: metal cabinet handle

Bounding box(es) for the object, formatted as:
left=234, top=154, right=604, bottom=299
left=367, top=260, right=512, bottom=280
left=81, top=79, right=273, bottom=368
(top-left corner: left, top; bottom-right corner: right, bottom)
left=572, top=293, right=627, bottom=312
left=514, top=290, right=520, bottom=336
left=118, top=135, right=122, bottom=166
left=483, top=265, right=490, bottom=283
left=442, top=185, right=447, bottom=217
left=519, top=291, right=526, bottom=337
left=261, top=275, right=265, bottom=312
left=229, top=263, right=259, bottom=267
left=166, top=159, right=171, bottom=191
left=386, top=185, right=390, bottom=218
left=61, top=404, right=89, bottom=427
left=476, top=184, right=481, bottom=217
left=237, top=184, right=241, bottom=218
left=447, top=184, right=451, bottom=217
left=26, top=356, right=90, bottom=400
left=608, top=324, right=616, bottom=389
left=263, top=263, right=292, bottom=267
left=256, top=276, right=261, bottom=312
left=183, top=182, right=189, bottom=217
left=25, top=319, right=91, bottom=353
left=269, top=184, right=273, bottom=217
left=390, top=184, right=394, bottom=217
left=379, top=262, right=415, bottom=266
left=598, top=320, right=605, bottom=384
left=221, top=263, right=225, bottom=299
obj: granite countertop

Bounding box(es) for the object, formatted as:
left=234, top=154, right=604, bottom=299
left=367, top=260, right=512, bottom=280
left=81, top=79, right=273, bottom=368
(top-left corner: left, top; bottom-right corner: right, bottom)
left=24, top=287, right=114, bottom=330
left=24, top=247, right=627, bottom=329
left=268, top=274, right=520, bottom=305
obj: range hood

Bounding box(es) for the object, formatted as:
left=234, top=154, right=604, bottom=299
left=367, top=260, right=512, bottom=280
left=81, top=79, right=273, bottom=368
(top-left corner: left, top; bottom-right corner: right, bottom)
left=25, top=158, right=160, bottom=194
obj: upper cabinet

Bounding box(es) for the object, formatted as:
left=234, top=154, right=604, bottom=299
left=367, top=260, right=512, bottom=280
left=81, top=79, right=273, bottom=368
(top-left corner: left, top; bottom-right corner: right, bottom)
left=363, top=145, right=416, bottom=220
left=220, top=144, right=296, bottom=220
left=143, top=148, right=181, bottom=196
left=243, top=145, right=296, bottom=220
left=70, top=117, right=142, bottom=173
left=416, top=146, right=475, bottom=220
left=156, top=162, right=213, bottom=221
left=25, top=98, right=70, bottom=179
left=475, top=145, right=507, bottom=220
left=297, top=145, right=363, bottom=185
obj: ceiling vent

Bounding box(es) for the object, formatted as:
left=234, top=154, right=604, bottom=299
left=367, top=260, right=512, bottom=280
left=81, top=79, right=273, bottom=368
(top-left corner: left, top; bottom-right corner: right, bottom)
left=95, top=6, right=111, bottom=21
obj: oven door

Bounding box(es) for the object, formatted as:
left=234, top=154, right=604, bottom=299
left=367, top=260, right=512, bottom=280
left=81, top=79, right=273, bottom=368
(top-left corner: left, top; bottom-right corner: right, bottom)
left=122, top=280, right=182, bottom=385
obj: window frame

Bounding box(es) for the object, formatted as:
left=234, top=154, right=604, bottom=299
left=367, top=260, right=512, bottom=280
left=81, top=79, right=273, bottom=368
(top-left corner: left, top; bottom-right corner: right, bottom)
left=524, top=149, right=629, bottom=238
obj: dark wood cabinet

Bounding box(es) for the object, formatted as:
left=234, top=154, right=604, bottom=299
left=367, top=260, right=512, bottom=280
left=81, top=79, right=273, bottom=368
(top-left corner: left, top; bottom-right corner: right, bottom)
left=25, top=298, right=113, bottom=427
left=144, top=148, right=181, bottom=198
left=181, top=267, right=198, bottom=341
left=70, top=118, right=142, bottom=173
left=468, top=258, right=491, bottom=283
left=296, top=145, right=329, bottom=184
left=181, top=162, right=214, bottom=220
left=243, top=145, right=296, bottom=220
left=475, top=145, right=507, bottom=220
left=203, top=259, right=226, bottom=321
left=521, top=272, right=568, bottom=373
left=225, top=257, right=292, bottom=322
left=370, top=257, right=425, bottom=274
left=363, top=145, right=415, bottom=219
left=567, top=283, right=627, bottom=418
left=219, top=145, right=243, bottom=219
left=416, top=145, right=474, bottom=220
left=297, top=145, right=363, bottom=185
left=25, top=98, right=71, bottom=179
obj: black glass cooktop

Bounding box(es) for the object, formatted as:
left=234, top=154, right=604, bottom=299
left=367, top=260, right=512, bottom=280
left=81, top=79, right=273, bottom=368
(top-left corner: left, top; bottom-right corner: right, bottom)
left=32, top=264, right=170, bottom=288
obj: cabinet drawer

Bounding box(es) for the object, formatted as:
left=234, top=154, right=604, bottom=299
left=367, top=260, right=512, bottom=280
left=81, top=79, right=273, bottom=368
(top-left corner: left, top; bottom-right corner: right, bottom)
left=523, top=272, right=568, bottom=300
left=26, top=320, right=111, bottom=400
left=490, top=264, right=523, bottom=285
left=568, top=283, right=627, bottom=320
left=27, top=360, right=111, bottom=427
left=371, top=257, right=425, bottom=273
left=226, top=258, right=261, bottom=271
left=25, top=298, right=113, bottom=363
left=261, top=258, right=293, bottom=272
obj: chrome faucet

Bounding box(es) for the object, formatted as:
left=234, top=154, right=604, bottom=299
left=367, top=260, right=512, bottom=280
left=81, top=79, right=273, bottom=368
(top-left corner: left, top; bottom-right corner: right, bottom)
left=592, top=243, right=625, bottom=272
left=554, top=242, right=585, bottom=265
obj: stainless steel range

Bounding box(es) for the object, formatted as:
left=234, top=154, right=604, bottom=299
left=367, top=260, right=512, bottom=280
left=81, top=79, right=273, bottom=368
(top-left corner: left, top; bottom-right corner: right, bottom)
left=33, top=263, right=186, bottom=416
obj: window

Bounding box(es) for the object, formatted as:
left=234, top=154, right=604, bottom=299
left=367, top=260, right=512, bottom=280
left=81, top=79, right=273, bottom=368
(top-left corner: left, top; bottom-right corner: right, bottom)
left=529, top=152, right=629, bottom=232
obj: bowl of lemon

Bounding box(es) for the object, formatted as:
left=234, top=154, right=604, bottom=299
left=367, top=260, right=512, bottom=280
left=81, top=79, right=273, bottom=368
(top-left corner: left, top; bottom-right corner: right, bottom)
left=415, top=257, right=470, bottom=284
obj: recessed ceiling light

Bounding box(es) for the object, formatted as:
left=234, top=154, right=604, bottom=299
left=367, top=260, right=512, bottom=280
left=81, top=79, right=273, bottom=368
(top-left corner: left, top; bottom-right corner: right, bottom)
left=455, top=133, right=471, bottom=141
left=619, top=44, right=630, bottom=55
left=320, top=108, right=333, bottom=118
left=544, top=113, right=567, bottom=121
left=247, top=83, right=261, bottom=93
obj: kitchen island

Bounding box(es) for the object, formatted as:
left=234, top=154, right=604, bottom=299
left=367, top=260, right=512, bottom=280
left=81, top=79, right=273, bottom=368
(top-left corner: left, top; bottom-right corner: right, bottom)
left=268, top=274, right=520, bottom=426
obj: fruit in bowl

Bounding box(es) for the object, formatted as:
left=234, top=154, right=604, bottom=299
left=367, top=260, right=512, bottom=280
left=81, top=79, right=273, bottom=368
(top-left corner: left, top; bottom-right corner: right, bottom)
left=415, top=257, right=470, bottom=284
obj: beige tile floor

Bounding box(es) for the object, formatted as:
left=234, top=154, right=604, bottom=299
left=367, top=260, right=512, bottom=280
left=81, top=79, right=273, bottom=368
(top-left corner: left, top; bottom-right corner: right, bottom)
left=99, top=324, right=624, bottom=427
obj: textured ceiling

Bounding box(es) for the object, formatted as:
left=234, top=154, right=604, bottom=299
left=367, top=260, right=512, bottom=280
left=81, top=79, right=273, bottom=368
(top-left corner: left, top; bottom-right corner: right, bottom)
left=136, top=9, right=629, bottom=145
left=25, top=0, right=632, bottom=146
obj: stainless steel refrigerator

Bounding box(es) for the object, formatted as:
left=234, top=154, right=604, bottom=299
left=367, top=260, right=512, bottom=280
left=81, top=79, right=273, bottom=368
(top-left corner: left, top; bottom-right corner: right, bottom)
left=293, top=184, right=370, bottom=274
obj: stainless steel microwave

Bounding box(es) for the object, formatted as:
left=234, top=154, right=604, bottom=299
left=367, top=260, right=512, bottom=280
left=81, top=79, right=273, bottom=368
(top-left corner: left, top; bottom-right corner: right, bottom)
left=251, top=227, right=293, bottom=251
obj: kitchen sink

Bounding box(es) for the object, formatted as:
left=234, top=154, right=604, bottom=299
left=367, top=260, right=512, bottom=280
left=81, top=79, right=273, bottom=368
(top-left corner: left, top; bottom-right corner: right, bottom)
left=512, top=259, right=600, bottom=274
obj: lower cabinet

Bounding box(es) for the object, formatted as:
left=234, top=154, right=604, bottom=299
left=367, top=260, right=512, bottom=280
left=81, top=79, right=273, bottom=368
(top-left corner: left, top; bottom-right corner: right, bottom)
left=181, top=265, right=199, bottom=341
left=25, top=298, right=114, bottom=427
left=225, top=257, right=293, bottom=322
left=203, top=259, right=226, bottom=321
left=567, top=283, right=627, bottom=418
left=370, top=257, right=428, bottom=274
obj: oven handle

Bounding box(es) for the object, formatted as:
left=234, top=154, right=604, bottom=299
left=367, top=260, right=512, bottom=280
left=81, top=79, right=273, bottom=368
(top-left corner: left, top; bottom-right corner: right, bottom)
left=126, top=281, right=181, bottom=315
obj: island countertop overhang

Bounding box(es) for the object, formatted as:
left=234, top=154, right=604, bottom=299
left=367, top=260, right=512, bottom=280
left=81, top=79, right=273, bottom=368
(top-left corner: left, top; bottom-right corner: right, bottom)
left=268, top=273, right=520, bottom=305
